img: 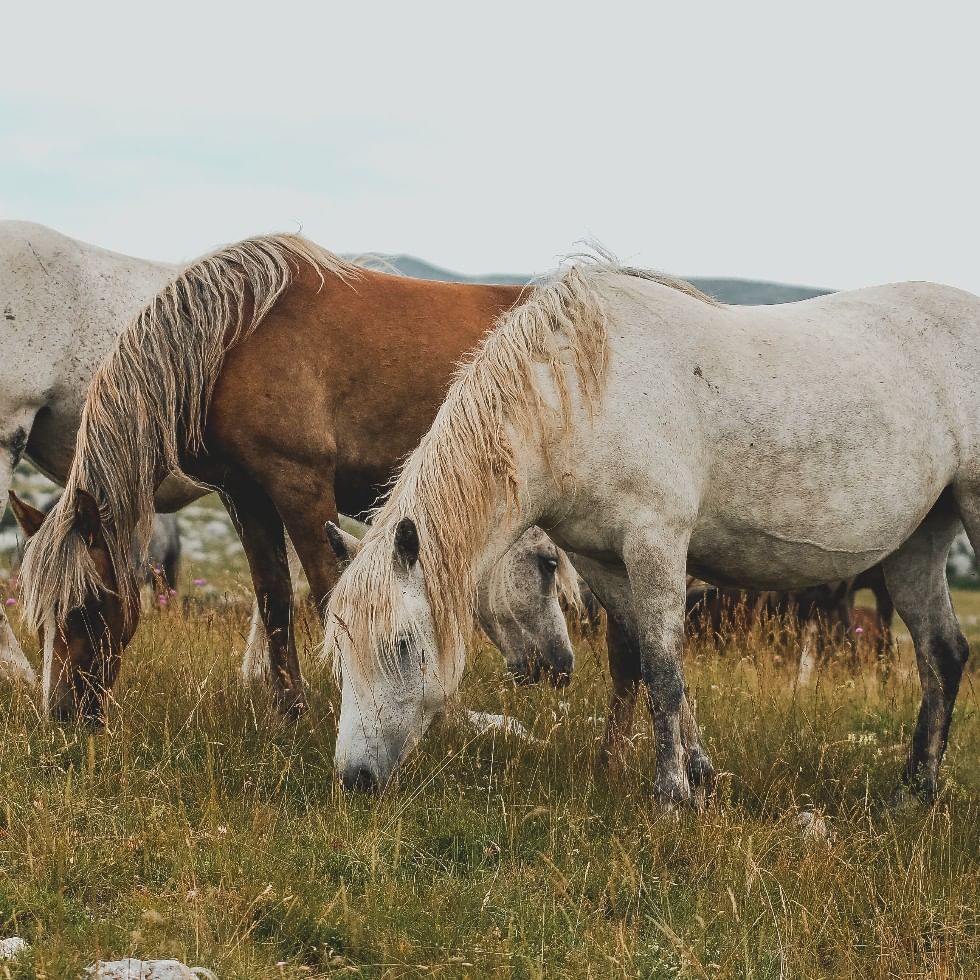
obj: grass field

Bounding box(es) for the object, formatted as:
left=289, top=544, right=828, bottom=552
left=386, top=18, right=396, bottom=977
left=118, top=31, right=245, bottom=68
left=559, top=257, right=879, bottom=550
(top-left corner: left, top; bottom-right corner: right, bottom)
left=0, top=567, right=976, bottom=978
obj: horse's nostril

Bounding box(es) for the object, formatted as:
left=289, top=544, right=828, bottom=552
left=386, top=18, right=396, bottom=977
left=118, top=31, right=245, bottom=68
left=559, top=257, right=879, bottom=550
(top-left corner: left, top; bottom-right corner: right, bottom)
left=342, top=764, right=379, bottom=793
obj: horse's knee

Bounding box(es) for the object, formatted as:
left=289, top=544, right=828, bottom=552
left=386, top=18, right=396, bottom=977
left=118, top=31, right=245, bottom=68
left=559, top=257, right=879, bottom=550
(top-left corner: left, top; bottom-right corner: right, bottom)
left=641, top=655, right=685, bottom=715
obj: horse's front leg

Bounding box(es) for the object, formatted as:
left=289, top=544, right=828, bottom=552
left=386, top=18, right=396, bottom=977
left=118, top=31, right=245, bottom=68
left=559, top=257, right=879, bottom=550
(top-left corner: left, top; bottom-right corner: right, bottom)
left=218, top=475, right=306, bottom=718
left=599, top=612, right=712, bottom=790
left=242, top=536, right=304, bottom=684
left=625, top=528, right=697, bottom=808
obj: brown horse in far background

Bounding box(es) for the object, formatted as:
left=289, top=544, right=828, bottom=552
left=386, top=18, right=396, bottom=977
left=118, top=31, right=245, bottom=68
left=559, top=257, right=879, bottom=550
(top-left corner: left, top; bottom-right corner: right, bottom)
left=684, top=564, right=895, bottom=679
left=576, top=565, right=894, bottom=652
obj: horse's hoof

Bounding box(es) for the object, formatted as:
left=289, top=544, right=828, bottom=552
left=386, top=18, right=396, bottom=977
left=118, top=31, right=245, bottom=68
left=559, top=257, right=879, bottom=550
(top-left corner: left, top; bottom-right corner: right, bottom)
left=652, top=776, right=696, bottom=811
left=891, top=781, right=934, bottom=811
left=594, top=737, right=635, bottom=780
left=686, top=751, right=716, bottom=796
left=273, top=690, right=308, bottom=721
left=285, top=699, right=307, bottom=721
left=595, top=750, right=624, bottom=782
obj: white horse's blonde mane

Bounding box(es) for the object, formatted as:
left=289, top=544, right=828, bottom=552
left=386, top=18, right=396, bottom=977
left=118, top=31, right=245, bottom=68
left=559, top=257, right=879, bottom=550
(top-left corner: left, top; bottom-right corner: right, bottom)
left=21, top=234, right=358, bottom=631
left=323, top=258, right=713, bottom=680
left=554, top=548, right=583, bottom=613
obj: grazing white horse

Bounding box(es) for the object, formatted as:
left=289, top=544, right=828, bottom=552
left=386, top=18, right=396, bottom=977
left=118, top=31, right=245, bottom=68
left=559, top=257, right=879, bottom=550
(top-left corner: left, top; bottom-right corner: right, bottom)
left=326, top=260, right=977, bottom=806
left=3, top=222, right=575, bottom=697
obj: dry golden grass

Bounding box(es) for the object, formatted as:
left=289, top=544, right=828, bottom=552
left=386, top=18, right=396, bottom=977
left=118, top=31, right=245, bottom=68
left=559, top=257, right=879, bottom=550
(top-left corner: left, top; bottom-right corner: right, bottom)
left=0, top=579, right=975, bottom=978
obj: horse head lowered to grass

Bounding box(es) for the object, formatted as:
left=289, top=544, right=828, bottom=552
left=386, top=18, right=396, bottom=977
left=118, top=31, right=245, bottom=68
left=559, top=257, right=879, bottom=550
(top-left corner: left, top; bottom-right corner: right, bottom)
left=326, top=257, right=976, bottom=806
left=13, top=233, right=578, bottom=722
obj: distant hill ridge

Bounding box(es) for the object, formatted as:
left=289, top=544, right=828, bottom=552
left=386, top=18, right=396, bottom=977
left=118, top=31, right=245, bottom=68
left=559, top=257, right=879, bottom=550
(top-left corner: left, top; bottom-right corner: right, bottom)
left=367, top=254, right=831, bottom=306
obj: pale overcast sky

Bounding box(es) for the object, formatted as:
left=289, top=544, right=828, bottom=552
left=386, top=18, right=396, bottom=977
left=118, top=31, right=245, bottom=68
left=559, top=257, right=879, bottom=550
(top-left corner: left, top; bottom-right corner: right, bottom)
left=4, top=2, right=979, bottom=290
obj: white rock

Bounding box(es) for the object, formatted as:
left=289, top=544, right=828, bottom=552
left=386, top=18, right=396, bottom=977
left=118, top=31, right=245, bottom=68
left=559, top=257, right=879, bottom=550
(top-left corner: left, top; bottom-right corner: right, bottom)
left=0, top=936, right=28, bottom=960
left=85, top=960, right=217, bottom=979
left=464, top=710, right=539, bottom=743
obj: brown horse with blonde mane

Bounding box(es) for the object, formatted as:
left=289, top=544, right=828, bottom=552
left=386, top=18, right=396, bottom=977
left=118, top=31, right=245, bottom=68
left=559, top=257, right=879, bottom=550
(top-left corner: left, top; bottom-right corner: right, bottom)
left=13, top=235, right=582, bottom=721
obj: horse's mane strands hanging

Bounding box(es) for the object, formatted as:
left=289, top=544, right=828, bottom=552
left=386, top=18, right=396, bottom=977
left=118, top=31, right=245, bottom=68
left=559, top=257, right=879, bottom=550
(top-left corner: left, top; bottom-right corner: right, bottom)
left=324, top=255, right=712, bottom=682
left=20, top=234, right=359, bottom=632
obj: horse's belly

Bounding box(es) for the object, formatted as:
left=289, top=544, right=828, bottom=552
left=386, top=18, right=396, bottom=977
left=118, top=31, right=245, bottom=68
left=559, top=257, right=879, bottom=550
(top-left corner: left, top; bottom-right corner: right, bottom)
left=688, top=388, right=959, bottom=587
left=688, top=484, right=946, bottom=589
left=687, top=529, right=893, bottom=589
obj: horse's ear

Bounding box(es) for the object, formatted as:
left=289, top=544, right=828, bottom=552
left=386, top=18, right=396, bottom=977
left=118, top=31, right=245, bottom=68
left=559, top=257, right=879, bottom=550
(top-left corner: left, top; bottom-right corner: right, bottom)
left=324, top=521, right=361, bottom=569
left=394, top=517, right=420, bottom=570
left=73, top=489, right=102, bottom=547
left=7, top=491, right=46, bottom=539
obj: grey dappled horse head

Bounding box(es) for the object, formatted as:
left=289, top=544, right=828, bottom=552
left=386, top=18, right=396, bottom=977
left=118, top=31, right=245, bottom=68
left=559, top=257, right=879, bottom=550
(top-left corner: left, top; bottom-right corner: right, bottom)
left=475, top=526, right=576, bottom=686
left=289, top=520, right=575, bottom=687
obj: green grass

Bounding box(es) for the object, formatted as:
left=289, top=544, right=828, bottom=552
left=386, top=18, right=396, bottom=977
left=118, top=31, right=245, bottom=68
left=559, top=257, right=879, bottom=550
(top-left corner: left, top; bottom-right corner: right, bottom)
left=0, top=586, right=976, bottom=978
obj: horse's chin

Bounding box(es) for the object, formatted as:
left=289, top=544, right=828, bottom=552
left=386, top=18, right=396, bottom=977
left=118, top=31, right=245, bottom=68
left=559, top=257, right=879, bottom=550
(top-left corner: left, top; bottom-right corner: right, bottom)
left=507, top=648, right=574, bottom=688
left=47, top=679, right=107, bottom=728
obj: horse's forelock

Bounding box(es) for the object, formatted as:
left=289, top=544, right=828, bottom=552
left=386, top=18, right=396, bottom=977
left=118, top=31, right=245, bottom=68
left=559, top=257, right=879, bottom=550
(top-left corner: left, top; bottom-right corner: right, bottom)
left=19, top=492, right=105, bottom=633
left=323, top=531, right=404, bottom=684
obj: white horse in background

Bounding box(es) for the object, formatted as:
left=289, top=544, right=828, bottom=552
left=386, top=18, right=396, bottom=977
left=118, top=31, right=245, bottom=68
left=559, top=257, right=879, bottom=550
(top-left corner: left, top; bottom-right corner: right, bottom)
left=1, top=222, right=577, bottom=693
left=326, top=259, right=978, bottom=806
left=0, top=222, right=182, bottom=682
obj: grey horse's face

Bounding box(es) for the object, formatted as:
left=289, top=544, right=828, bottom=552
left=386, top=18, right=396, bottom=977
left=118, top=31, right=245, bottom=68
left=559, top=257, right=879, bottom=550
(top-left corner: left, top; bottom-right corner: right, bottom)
left=325, top=520, right=577, bottom=792
left=476, top=528, right=575, bottom=687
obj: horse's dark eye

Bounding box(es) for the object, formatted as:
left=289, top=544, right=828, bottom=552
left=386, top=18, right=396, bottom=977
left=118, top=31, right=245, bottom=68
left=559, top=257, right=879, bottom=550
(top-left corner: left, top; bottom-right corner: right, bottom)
left=538, top=554, right=559, bottom=576
left=395, top=637, right=424, bottom=670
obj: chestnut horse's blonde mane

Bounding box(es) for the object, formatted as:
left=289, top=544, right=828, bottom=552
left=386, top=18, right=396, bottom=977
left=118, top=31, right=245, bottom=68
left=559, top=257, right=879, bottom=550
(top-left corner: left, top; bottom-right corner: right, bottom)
left=324, top=259, right=716, bottom=681
left=21, top=234, right=358, bottom=631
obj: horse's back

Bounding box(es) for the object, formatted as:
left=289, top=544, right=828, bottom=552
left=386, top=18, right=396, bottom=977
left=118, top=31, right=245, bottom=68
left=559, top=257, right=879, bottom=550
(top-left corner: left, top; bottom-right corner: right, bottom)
left=0, top=222, right=176, bottom=479
left=591, top=277, right=980, bottom=586
left=0, top=221, right=175, bottom=323
left=212, top=264, right=526, bottom=514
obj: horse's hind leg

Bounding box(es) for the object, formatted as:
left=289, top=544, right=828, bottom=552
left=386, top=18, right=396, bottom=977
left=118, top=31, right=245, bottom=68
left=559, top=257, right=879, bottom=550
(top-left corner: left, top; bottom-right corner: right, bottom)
left=218, top=474, right=306, bottom=718
left=882, top=491, right=967, bottom=802
left=0, top=414, right=38, bottom=686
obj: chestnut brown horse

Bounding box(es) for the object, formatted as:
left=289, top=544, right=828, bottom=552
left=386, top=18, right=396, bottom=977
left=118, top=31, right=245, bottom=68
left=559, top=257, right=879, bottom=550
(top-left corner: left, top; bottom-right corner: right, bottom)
left=15, top=235, right=582, bottom=721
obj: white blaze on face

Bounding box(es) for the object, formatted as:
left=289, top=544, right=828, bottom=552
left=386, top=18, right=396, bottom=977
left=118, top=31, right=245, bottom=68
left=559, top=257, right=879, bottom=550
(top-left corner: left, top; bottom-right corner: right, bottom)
left=334, top=558, right=458, bottom=791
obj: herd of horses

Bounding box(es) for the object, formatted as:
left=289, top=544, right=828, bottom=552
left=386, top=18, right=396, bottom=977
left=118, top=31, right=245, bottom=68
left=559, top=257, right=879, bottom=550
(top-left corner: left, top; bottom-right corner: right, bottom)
left=1, top=221, right=974, bottom=809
